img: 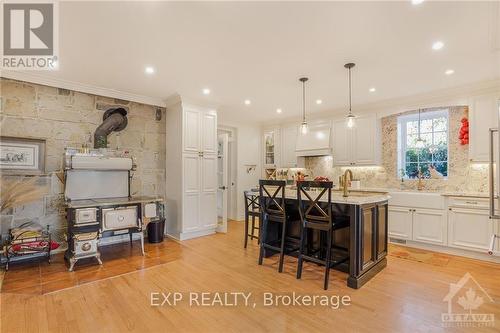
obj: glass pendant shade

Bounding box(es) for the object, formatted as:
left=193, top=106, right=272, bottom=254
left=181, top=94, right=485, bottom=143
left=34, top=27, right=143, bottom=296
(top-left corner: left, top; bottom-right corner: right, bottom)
left=300, top=121, right=308, bottom=135
left=415, top=137, right=425, bottom=148
left=346, top=114, right=355, bottom=128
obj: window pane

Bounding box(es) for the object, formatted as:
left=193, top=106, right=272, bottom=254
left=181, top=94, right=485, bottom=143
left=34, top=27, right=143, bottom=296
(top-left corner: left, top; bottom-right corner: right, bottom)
left=420, top=119, right=433, bottom=133
left=405, top=163, right=419, bottom=179
left=433, top=146, right=448, bottom=162
left=406, top=149, right=418, bottom=162
left=407, top=134, right=418, bottom=147
left=407, top=121, right=418, bottom=134
left=420, top=133, right=432, bottom=147
left=419, top=148, right=432, bottom=162
left=433, top=117, right=447, bottom=132
left=433, top=162, right=448, bottom=177
left=433, top=131, right=447, bottom=146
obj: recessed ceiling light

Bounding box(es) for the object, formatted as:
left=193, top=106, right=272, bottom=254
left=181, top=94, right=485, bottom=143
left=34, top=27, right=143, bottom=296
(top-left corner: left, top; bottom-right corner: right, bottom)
left=276, top=108, right=282, bottom=114
left=445, top=69, right=455, bottom=75
left=145, top=66, right=155, bottom=74
left=244, top=99, right=251, bottom=105
left=432, top=41, right=444, bottom=50
left=411, top=0, right=424, bottom=5
left=369, top=87, right=376, bottom=92
left=316, top=99, right=322, bottom=105
left=202, top=88, right=211, bottom=95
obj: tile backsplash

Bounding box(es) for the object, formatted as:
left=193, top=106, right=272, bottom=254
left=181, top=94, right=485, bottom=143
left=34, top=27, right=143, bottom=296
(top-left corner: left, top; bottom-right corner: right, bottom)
left=305, top=106, right=490, bottom=193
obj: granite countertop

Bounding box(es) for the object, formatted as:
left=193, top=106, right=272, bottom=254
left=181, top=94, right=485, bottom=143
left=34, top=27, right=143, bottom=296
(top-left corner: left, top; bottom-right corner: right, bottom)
left=262, top=188, right=390, bottom=205
left=66, top=196, right=163, bottom=208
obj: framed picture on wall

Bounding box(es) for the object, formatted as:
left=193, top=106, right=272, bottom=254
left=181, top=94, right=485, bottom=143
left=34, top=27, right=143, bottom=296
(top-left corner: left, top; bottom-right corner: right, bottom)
left=0, top=136, right=46, bottom=175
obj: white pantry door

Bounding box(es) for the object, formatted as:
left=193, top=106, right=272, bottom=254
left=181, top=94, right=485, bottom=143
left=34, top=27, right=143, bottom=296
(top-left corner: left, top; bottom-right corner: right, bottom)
left=217, top=133, right=229, bottom=233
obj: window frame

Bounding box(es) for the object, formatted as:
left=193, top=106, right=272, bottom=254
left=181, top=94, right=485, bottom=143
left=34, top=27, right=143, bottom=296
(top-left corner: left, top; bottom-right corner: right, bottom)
left=397, top=109, right=450, bottom=179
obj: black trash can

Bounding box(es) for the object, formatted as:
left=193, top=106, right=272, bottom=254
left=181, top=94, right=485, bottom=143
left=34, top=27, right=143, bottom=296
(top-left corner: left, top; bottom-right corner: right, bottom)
left=147, top=219, right=165, bottom=243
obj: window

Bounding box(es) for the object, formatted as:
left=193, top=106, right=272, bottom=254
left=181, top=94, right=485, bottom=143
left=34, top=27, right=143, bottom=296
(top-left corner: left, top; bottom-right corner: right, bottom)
left=397, top=109, right=449, bottom=179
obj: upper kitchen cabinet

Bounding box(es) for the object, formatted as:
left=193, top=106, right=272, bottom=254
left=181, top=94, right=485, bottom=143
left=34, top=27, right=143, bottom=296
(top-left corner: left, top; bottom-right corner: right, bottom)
left=281, top=125, right=298, bottom=167
left=263, top=127, right=280, bottom=168
left=333, top=115, right=381, bottom=166
left=183, top=106, right=217, bottom=155
left=468, top=94, right=500, bottom=162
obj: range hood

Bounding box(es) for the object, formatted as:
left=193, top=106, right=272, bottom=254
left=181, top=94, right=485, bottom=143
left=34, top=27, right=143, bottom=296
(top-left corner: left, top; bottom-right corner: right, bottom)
left=295, top=121, right=332, bottom=157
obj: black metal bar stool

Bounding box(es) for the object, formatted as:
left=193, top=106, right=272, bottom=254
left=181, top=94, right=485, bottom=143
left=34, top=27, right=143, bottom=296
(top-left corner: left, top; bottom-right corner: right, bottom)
left=296, top=181, right=350, bottom=290
left=244, top=190, right=260, bottom=248
left=258, top=179, right=299, bottom=273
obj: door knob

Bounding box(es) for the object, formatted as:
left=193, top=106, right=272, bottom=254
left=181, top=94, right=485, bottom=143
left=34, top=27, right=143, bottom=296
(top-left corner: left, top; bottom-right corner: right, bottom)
left=219, top=186, right=227, bottom=190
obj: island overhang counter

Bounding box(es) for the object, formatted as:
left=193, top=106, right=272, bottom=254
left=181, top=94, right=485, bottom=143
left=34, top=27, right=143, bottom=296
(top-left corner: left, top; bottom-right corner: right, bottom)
left=260, top=188, right=390, bottom=289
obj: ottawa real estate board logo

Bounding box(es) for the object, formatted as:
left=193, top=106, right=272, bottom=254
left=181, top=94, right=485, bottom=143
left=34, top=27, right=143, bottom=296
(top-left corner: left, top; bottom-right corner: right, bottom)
left=442, top=273, right=495, bottom=328
left=1, top=0, right=59, bottom=70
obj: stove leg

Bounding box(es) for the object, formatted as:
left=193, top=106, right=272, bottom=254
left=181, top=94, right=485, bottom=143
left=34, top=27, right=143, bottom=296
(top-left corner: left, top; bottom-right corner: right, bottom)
left=68, top=258, right=76, bottom=272
left=140, top=232, right=145, bottom=256
left=96, top=253, right=103, bottom=265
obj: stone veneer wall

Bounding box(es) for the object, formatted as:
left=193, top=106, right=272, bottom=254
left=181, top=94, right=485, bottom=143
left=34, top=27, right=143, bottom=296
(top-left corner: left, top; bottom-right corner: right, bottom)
left=0, top=78, right=166, bottom=246
left=306, top=106, right=491, bottom=193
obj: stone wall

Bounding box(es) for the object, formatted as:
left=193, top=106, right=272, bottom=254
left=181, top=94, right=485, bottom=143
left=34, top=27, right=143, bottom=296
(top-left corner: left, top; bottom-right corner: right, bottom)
left=306, top=106, right=490, bottom=193
left=0, top=78, right=166, bottom=245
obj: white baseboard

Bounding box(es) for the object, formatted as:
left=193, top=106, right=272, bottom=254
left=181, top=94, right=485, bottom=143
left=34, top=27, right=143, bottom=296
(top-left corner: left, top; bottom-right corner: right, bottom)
left=168, top=228, right=216, bottom=241
left=390, top=239, right=500, bottom=263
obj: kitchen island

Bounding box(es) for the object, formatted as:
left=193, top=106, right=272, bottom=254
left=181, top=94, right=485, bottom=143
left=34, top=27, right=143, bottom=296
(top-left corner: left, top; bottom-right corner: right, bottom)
left=261, top=188, right=390, bottom=289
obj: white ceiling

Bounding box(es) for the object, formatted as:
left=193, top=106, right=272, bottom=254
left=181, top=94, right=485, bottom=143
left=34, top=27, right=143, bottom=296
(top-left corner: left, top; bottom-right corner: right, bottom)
left=15, top=1, right=500, bottom=123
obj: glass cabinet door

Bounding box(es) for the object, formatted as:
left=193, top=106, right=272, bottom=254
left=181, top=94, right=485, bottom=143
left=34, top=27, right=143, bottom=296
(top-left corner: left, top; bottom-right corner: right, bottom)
left=264, top=131, right=275, bottom=165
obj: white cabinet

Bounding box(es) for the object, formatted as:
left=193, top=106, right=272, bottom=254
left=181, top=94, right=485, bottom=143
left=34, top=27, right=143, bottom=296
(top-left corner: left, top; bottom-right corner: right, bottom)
left=166, top=102, right=218, bottom=240
left=333, top=115, right=380, bottom=166
left=412, top=208, right=447, bottom=245
left=469, top=94, right=500, bottom=162
left=388, top=206, right=413, bottom=240
left=295, top=122, right=332, bottom=157
left=281, top=125, right=298, bottom=167
left=263, top=128, right=280, bottom=168
left=448, top=207, right=497, bottom=252
left=183, top=107, right=217, bottom=154
left=389, top=206, right=447, bottom=245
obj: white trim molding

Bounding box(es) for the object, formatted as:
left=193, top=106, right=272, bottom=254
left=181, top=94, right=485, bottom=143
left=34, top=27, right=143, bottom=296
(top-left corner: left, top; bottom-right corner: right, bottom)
left=1, top=70, right=166, bottom=107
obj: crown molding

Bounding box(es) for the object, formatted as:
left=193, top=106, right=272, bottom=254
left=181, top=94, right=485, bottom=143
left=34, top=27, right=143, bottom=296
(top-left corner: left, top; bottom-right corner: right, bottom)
left=0, top=70, right=166, bottom=107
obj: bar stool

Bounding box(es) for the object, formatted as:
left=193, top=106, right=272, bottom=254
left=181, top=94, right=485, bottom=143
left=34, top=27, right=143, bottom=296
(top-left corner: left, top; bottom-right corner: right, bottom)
left=258, top=179, right=299, bottom=273
left=244, top=190, right=260, bottom=248
left=296, top=181, right=350, bottom=290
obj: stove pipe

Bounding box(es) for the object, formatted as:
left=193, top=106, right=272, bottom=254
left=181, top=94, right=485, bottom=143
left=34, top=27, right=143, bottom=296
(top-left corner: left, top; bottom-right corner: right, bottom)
left=94, top=107, right=128, bottom=148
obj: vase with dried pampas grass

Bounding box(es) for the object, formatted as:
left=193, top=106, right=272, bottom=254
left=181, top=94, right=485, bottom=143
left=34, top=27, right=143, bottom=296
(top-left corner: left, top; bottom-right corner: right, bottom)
left=0, top=176, right=49, bottom=213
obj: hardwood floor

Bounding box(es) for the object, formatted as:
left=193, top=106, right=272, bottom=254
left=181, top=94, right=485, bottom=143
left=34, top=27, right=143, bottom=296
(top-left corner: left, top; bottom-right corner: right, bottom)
left=1, top=220, right=499, bottom=332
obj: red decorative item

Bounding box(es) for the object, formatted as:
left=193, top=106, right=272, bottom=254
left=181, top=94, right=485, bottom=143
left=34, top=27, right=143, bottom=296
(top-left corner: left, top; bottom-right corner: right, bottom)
left=459, top=117, right=469, bottom=145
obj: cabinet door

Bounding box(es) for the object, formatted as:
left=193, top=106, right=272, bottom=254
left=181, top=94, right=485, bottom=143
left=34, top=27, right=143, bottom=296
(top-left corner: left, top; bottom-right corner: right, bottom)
left=263, top=129, right=279, bottom=167
left=182, top=153, right=201, bottom=232
left=376, top=203, right=388, bottom=258
left=202, top=111, right=217, bottom=155
left=360, top=204, right=376, bottom=273
left=469, top=95, right=499, bottom=162
left=352, top=116, right=379, bottom=165
left=281, top=125, right=298, bottom=167
left=448, top=208, right=497, bottom=252
left=412, top=208, right=447, bottom=245
left=388, top=206, right=413, bottom=240
left=183, top=108, right=201, bottom=153
left=333, top=120, right=351, bottom=166
left=201, top=154, right=217, bottom=229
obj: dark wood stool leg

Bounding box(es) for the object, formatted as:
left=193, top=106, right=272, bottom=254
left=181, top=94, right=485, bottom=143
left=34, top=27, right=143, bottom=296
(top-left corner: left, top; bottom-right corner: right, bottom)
left=296, top=222, right=307, bottom=279
left=324, top=229, right=333, bottom=290
left=251, top=215, right=256, bottom=240
left=244, top=211, right=249, bottom=248
left=278, top=219, right=287, bottom=273
left=258, top=216, right=267, bottom=265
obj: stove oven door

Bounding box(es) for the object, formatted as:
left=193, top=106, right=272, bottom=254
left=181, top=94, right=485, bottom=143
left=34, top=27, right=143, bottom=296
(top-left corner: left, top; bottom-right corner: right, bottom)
left=102, top=206, right=138, bottom=231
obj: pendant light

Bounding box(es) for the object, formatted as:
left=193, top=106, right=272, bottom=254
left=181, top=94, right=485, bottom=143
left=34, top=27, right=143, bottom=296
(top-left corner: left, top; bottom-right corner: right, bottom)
left=415, top=108, right=425, bottom=148
left=344, top=63, right=356, bottom=129
left=299, top=77, right=309, bottom=135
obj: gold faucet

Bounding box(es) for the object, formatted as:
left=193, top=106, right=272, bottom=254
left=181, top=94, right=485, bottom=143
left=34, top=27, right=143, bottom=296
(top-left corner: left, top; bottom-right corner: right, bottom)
left=341, top=169, right=353, bottom=197
left=417, top=169, right=424, bottom=191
